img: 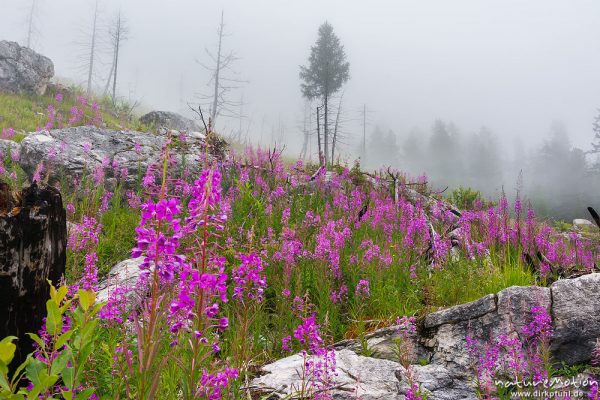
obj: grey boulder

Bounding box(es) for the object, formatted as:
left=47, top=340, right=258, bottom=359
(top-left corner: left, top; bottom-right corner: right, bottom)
left=0, top=41, right=54, bottom=95
left=551, top=273, right=600, bottom=364
left=18, top=126, right=217, bottom=186
left=140, top=111, right=202, bottom=133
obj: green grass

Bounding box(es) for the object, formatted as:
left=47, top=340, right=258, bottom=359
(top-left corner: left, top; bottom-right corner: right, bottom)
left=0, top=90, right=147, bottom=134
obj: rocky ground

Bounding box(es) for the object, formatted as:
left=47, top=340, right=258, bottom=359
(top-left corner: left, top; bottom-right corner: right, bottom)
left=243, top=273, right=600, bottom=399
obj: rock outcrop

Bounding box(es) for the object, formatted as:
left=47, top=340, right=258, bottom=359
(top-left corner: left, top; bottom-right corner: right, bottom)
left=140, top=111, right=202, bottom=133
left=96, top=257, right=145, bottom=304
left=18, top=126, right=223, bottom=186
left=0, top=41, right=54, bottom=95
left=251, top=273, right=600, bottom=399
left=551, top=273, right=600, bottom=364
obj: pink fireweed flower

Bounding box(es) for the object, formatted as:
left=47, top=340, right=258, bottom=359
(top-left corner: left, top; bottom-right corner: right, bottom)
left=232, top=253, right=267, bottom=303
left=329, top=284, right=348, bottom=304
left=132, top=198, right=186, bottom=282
left=293, top=316, right=323, bottom=354
left=282, top=335, right=292, bottom=352
left=32, top=162, right=44, bottom=182
left=81, top=252, right=98, bottom=291
left=522, top=305, right=553, bottom=341
left=1, top=127, right=15, bottom=139
left=68, top=216, right=101, bottom=252
left=355, top=280, right=370, bottom=299
left=196, top=368, right=239, bottom=399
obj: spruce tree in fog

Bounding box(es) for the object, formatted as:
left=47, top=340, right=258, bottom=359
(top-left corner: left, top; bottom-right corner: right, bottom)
left=428, top=120, right=463, bottom=187
left=467, top=127, right=502, bottom=193
left=591, top=109, right=600, bottom=157
left=300, top=22, right=350, bottom=165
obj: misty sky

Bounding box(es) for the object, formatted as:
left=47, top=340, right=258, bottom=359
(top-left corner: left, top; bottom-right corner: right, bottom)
left=1, top=0, right=599, bottom=155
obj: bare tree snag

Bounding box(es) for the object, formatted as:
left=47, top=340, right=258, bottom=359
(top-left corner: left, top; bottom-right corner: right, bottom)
left=0, top=182, right=67, bottom=368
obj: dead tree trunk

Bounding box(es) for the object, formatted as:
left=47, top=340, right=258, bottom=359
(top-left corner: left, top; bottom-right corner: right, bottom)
left=0, top=182, right=67, bottom=368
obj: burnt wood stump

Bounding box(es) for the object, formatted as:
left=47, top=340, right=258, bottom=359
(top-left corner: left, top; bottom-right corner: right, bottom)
left=0, top=182, right=66, bottom=367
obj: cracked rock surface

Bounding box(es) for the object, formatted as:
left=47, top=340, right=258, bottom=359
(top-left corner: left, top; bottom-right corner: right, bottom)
left=0, top=41, right=54, bottom=95
left=251, top=273, right=600, bottom=399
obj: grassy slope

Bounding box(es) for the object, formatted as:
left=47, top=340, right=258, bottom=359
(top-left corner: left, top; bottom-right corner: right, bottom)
left=0, top=89, right=148, bottom=277
left=0, top=90, right=147, bottom=137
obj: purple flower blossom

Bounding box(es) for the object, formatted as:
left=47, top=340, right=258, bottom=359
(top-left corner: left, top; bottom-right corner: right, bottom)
left=232, top=253, right=267, bottom=303
left=355, top=279, right=370, bottom=299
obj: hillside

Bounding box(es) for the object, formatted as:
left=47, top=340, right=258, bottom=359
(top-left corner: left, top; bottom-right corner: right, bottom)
left=0, top=43, right=599, bottom=400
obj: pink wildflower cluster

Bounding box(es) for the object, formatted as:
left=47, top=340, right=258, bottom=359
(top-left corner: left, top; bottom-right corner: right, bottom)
left=232, top=252, right=267, bottom=303
left=466, top=305, right=554, bottom=396
left=354, top=279, right=370, bottom=299
left=197, top=368, right=239, bottom=399
left=68, top=216, right=102, bottom=252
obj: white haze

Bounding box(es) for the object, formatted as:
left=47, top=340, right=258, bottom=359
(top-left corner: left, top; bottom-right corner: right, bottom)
left=1, top=0, right=600, bottom=217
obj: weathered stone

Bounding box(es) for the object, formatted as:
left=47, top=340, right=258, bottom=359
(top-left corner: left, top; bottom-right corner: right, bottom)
left=425, top=285, right=551, bottom=377
left=495, top=285, right=552, bottom=336
left=573, top=219, right=594, bottom=229
left=0, top=139, right=20, bottom=159
left=251, top=349, right=402, bottom=399
left=0, top=41, right=54, bottom=95
left=396, top=364, right=478, bottom=400
left=18, top=126, right=220, bottom=187
left=253, top=276, right=600, bottom=400
left=426, top=312, right=496, bottom=376
left=140, top=111, right=202, bottom=133
left=424, top=294, right=496, bottom=329
left=335, top=325, right=430, bottom=363
left=551, top=273, right=600, bottom=364
left=96, top=257, right=145, bottom=304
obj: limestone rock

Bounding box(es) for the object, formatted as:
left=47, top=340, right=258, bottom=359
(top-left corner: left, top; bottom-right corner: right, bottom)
left=251, top=349, right=403, bottom=399
left=425, top=285, right=551, bottom=377
left=396, top=364, right=478, bottom=400
left=0, top=41, right=54, bottom=95
left=96, top=257, right=145, bottom=304
left=18, top=126, right=220, bottom=186
left=551, top=273, right=600, bottom=364
left=424, top=294, right=496, bottom=329
left=140, top=111, right=202, bottom=133
left=573, top=218, right=595, bottom=230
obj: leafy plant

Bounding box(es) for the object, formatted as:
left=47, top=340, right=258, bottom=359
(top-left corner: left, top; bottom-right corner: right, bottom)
left=0, top=283, right=103, bottom=399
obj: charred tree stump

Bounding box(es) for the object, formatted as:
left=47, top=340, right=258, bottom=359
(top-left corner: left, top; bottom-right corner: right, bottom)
left=0, top=182, right=66, bottom=368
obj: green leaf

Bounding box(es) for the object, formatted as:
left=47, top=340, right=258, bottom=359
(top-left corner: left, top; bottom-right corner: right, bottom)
left=78, top=290, right=90, bottom=311
left=59, top=299, right=73, bottom=314
left=2, top=393, right=24, bottom=400
left=25, top=333, right=44, bottom=349
left=25, top=358, right=44, bottom=386
left=55, top=331, right=73, bottom=350
left=61, top=366, right=74, bottom=389
left=78, top=290, right=96, bottom=312
left=50, top=350, right=70, bottom=376
left=0, top=371, right=11, bottom=391
left=9, top=357, right=30, bottom=388
left=56, top=286, right=69, bottom=305
left=0, top=337, right=18, bottom=366
left=61, top=389, right=73, bottom=400
left=90, top=302, right=104, bottom=317
left=80, top=319, right=99, bottom=344
left=41, top=373, right=58, bottom=389
left=75, top=344, right=94, bottom=380
left=74, top=388, right=95, bottom=400
left=46, top=300, right=62, bottom=336
left=48, top=282, right=57, bottom=302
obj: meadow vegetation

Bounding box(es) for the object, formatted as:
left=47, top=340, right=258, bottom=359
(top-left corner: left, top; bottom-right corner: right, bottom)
left=0, top=92, right=598, bottom=399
